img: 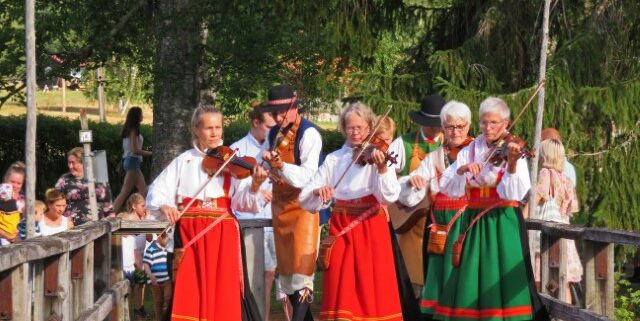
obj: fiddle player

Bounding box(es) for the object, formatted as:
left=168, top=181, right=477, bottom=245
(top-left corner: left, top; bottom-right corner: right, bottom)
left=258, top=84, right=322, bottom=321
left=146, top=106, right=268, bottom=321
left=299, top=102, right=405, bottom=321
left=388, top=94, right=446, bottom=297
left=434, top=97, right=549, bottom=321
left=397, top=100, right=474, bottom=319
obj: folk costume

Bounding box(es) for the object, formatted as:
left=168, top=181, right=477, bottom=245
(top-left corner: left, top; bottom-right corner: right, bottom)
left=389, top=95, right=445, bottom=291
left=435, top=134, right=549, bottom=321
left=257, top=84, right=323, bottom=320
left=299, top=144, right=403, bottom=321
left=399, top=137, right=474, bottom=317
left=146, top=144, right=263, bottom=321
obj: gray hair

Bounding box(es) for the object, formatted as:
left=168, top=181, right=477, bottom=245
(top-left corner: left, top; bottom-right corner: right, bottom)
left=338, top=102, right=376, bottom=138
left=479, top=97, right=510, bottom=120
left=190, top=106, right=222, bottom=141
left=440, top=100, right=472, bottom=125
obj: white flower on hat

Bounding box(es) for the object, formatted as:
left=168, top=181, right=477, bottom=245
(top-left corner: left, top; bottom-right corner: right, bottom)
left=0, top=183, right=12, bottom=202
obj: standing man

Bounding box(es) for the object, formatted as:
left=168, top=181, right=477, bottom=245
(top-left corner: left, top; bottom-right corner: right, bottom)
left=389, top=94, right=446, bottom=297
left=230, top=103, right=278, bottom=320
left=259, top=84, right=322, bottom=321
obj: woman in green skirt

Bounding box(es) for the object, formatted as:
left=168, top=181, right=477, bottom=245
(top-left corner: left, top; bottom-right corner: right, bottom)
left=434, top=97, right=549, bottom=321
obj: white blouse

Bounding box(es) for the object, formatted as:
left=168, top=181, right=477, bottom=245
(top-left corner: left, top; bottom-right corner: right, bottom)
left=145, top=144, right=262, bottom=220
left=439, top=135, right=531, bottom=201
left=299, top=145, right=400, bottom=213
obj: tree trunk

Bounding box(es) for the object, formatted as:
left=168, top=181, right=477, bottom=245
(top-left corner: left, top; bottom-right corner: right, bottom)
left=152, top=0, right=206, bottom=178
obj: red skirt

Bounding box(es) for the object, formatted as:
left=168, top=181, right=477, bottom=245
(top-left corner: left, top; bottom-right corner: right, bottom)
left=320, top=197, right=403, bottom=321
left=171, top=205, right=243, bottom=321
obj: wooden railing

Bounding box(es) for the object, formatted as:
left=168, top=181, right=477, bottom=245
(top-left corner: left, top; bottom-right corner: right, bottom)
left=1, top=217, right=638, bottom=321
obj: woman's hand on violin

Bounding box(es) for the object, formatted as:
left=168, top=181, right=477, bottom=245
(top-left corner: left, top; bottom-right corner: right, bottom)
left=313, top=186, right=334, bottom=203
left=371, top=149, right=387, bottom=173
left=409, top=175, right=427, bottom=190
left=457, top=163, right=482, bottom=177
left=160, top=205, right=180, bottom=224
left=251, top=166, right=269, bottom=193
left=506, top=142, right=521, bottom=173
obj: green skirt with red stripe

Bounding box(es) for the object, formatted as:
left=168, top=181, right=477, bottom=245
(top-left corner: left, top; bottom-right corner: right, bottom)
left=433, top=202, right=547, bottom=321
left=421, top=194, right=468, bottom=316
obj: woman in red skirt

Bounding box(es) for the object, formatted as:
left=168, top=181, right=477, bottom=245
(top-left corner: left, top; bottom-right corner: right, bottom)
left=146, top=106, right=268, bottom=321
left=300, top=102, right=404, bottom=321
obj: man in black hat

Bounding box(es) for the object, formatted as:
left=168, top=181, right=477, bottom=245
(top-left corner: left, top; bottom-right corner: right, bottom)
left=388, top=94, right=445, bottom=297
left=258, top=84, right=322, bottom=321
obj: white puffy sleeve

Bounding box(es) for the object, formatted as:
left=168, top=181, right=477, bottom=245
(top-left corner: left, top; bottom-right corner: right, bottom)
left=373, top=167, right=401, bottom=205
left=146, top=158, right=180, bottom=220
left=389, top=136, right=405, bottom=174
left=278, top=127, right=323, bottom=188
left=230, top=177, right=262, bottom=213
left=298, top=154, right=336, bottom=213
left=397, top=156, right=436, bottom=207
left=497, top=158, right=531, bottom=201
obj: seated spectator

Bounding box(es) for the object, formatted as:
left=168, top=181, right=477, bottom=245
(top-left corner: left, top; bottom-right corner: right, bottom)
left=55, top=147, right=114, bottom=225
left=143, top=233, right=171, bottom=319
left=18, top=200, right=45, bottom=240
left=0, top=183, right=20, bottom=245
left=41, top=189, right=74, bottom=236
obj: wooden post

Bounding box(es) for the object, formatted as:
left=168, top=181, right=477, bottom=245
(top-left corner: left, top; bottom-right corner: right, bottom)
left=11, top=264, right=31, bottom=321
left=33, top=261, right=45, bottom=321
left=528, top=0, right=552, bottom=219
left=97, top=67, right=106, bottom=122
left=79, top=110, right=99, bottom=220
left=24, top=0, right=37, bottom=239
left=61, top=78, right=67, bottom=115
left=540, top=233, right=562, bottom=299
left=43, top=252, right=71, bottom=321
left=244, top=227, right=266, bottom=318
left=584, top=241, right=614, bottom=318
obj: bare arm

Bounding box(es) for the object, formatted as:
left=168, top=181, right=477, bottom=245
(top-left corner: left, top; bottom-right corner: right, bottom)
left=130, top=132, right=152, bottom=157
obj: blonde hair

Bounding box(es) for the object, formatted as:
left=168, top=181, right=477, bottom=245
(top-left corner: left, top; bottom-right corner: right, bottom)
left=375, top=116, right=396, bottom=137
left=45, top=188, right=66, bottom=205
left=67, top=147, right=84, bottom=162
left=540, top=139, right=565, bottom=172
left=35, top=200, right=46, bottom=214
left=338, top=102, right=376, bottom=138
left=190, top=106, right=222, bottom=142
left=3, top=161, right=25, bottom=182
left=126, top=193, right=145, bottom=212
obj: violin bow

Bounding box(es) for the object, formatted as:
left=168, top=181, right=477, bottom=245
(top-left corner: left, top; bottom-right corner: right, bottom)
left=479, top=79, right=546, bottom=167
left=331, top=105, right=394, bottom=193
left=159, top=149, right=239, bottom=238
left=259, top=93, right=298, bottom=168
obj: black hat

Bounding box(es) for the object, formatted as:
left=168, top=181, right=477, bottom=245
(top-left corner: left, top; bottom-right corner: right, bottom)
left=408, top=95, right=446, bottom=127
left=255, top=84, right=298, bottom=113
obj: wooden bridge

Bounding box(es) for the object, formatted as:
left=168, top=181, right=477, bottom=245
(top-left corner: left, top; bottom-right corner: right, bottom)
left=0, top=218, right=638, bottom=321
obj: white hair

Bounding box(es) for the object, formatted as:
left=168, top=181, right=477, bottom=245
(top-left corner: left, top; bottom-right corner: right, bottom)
left=479, top=96, right=510, bottom=120
left=440, top=100, right=472, bottom=125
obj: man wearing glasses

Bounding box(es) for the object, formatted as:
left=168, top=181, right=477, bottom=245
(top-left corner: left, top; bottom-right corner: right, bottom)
left=388, top=94, right=446, bottom=299
left=259, top=84, right=322, bottom=321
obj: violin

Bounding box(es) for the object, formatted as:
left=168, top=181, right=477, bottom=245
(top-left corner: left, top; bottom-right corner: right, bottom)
left=487, top=133, right=535, bottom=166
left=272, top=116, right=300, bottom=155
left=353, top=134, right=398, bottom=167
left=204, top=146, right=281, bottom=183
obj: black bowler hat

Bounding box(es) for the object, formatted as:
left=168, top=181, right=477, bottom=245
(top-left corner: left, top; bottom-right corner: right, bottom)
left=408, top=94, right=446, bottom=127
left=255, top=84, right=298, bottom=113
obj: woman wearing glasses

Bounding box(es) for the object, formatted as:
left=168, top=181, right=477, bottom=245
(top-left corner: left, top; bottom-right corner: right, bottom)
left=299, top=102, right=405, bottom=321
left=397, top=100, right=475, bottom=318
left=434, top=97, right=549, bottom=321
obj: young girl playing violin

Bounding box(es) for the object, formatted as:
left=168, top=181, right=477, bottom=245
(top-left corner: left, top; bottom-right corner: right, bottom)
left=299, top=102, right=405, bottom=321
left=146, top=106, right=267, bottom=321
left=436, top=97, right=549, bottom=321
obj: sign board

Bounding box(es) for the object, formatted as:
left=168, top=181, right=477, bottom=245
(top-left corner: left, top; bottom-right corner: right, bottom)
left=82, top=150, right=110, bottom=183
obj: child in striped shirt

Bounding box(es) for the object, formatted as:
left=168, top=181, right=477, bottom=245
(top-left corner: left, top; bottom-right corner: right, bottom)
left=143, top=233, right=171, bottom=319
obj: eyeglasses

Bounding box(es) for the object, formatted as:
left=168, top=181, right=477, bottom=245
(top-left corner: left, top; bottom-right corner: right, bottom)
left=479, top=120, right=506, bottom=128
left=444, top=123, right=468, bottom=132
left=345, top=125, right=369, bottom=134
